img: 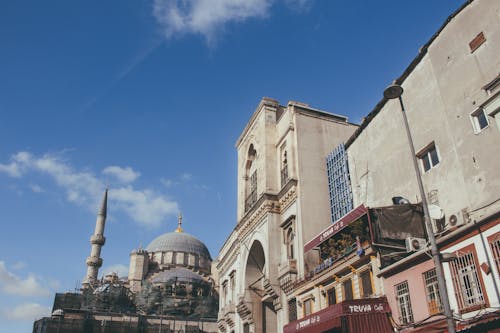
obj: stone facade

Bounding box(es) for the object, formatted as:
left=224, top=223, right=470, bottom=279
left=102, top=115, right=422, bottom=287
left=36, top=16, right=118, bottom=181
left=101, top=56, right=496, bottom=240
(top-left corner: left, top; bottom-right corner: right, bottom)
left=215, top=99, right=357, bottom=332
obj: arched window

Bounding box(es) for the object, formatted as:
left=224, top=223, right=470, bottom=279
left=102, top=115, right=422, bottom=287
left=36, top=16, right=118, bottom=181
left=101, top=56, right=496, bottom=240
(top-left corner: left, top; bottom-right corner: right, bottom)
left=245, top=144, right=258, bottom=212
left=286, top=227, right=294, bottom=259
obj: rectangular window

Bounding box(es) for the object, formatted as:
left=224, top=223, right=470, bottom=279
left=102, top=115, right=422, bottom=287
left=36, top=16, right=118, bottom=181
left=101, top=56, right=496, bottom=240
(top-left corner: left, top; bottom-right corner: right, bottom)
left=450, top=247, right=487, bottom=312
left=423, top=269, right=443, bottom=315
left=303, top=298, right=313, bottom=316
left=327, top=287, right=337, bottom=306
left=343, top=279, right=353, bottom=301
left=360, top=270, right=373, bottom=298
left=395, top=281, right=414, bottom=324
left=245, top=171, right=258, bottom=212
left=418, top=143, right=440, bottom=172
left=326, top=144, right=354, bottom=223
left=288, top=298, right=297, bottom=322
left=470, top=108, right=489, bottom=133
left=489, top=233, right=500, bottom=275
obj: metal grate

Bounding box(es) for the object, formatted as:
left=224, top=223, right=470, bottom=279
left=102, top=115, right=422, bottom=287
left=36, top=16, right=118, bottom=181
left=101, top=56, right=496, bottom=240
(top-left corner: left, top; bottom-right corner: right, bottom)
left=326, top=144, right=353, bottom=223
left=288, top=298, right=297, bottom=322
left=245, top=171, right=258, bottom=212
left=450, top=250, right=486, bottom=311
left=423, top=269, right=443, bottom=314
left=490, top=236, right=500, bottom=275
left=395, top=281, right=414, bottom=324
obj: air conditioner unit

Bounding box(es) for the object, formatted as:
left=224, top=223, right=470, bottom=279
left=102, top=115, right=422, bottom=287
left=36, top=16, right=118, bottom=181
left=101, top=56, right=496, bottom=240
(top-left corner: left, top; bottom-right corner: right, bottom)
left=448, top=209, right=469, bottom=228
left=405, top=237, right=427, bottom=252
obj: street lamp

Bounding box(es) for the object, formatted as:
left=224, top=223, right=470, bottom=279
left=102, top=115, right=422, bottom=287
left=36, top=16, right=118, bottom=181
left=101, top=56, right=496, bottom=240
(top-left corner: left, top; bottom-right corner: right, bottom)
left=383, top=83, right=456, bottom=333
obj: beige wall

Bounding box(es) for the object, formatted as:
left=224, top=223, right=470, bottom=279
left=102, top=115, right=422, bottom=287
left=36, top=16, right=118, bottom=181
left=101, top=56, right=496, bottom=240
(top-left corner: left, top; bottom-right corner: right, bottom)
left=348, top=0, right=500, bottom=223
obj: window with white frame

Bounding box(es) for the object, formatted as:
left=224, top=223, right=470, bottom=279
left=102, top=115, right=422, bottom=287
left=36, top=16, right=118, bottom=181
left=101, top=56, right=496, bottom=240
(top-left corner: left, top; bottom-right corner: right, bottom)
left=449, top=247, right=487, bottom=312
left=417, top=142, right=440, bottom=172
left=423, top=268, right=443, bottom=315
left=395, top=281, right=414, bottom=324
left=470, top=108, right=489, bottom=133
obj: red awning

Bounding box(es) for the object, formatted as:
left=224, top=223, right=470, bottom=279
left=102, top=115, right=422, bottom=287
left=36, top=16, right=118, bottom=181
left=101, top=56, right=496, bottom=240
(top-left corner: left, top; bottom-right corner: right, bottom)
left=283, top=298, right=393, bottom=333
left=304, top=205, right=368, bottom=252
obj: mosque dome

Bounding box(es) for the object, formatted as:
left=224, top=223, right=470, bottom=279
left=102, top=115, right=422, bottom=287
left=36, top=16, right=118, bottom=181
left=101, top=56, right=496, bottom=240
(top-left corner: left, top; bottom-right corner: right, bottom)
left=146, top=231, right=212, bottom=260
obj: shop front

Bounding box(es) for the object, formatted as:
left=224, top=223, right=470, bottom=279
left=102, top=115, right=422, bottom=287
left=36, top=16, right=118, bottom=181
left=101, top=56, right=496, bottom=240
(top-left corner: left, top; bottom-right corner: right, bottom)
left=283, top=297, right=393, bottom=333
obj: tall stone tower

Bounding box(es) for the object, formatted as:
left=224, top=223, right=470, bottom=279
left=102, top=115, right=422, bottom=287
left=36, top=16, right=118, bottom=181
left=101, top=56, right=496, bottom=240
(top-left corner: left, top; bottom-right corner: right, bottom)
left=82, top=189, right=108, bottom=288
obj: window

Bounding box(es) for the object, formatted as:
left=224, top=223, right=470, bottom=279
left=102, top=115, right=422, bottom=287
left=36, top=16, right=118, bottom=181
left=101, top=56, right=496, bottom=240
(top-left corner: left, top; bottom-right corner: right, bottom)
left=423, top=269, right=443, bottom=315
left=488, top=233, right=500, bottom=275
left=230, top=271, right=236, bottom=303
left=222, top=281, right=228, bottom=305
left=303, top=298, right=313, bottom=316
left=327, top=287, right=337, bottom=306
left=343, top=279, right=353, bottom=301
left=288, top=298, right=297, bottom=322
left=449, top=246, right=487, bottom=312
left=326, top=143, right=354, bottom=223
left=395, top=281, right=414, bottom=324
left=470, top=108, right=489, bottom=133
left=418, top=143, right=440, bottom=172
left=245, top=144, right=258, bottom=212
left=359, top=270, right=373, bottom=298
left=280, top=144, right=289, bottom=187
left=286, top=227, right=294, bottom=259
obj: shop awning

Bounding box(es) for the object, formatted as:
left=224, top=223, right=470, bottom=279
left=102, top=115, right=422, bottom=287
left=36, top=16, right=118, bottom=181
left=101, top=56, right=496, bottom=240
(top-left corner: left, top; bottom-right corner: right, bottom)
left=304, top=205, right=368, bottom=252
left=283, top=298, right=393, bottom=333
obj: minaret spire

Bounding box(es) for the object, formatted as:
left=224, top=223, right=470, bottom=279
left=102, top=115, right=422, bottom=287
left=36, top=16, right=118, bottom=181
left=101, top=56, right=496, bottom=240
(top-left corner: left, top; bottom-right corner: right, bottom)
left=83, top=188, right=108, bottom=288
left=175, top=212, right=183, bottom=233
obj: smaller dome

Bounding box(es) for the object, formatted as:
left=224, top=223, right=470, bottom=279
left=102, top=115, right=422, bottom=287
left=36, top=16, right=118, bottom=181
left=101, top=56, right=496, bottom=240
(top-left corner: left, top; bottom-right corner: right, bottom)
left=151, top=268, right=203, bottom=284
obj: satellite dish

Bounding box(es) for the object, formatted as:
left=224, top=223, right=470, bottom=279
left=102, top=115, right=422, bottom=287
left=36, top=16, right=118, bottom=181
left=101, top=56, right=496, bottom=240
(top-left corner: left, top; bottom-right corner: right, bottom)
left=428, top=204, right=444, bottom=219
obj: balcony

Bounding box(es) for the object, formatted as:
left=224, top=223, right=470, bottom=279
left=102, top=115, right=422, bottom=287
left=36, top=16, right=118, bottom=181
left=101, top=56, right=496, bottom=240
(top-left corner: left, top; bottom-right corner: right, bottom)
left=278, top=259, right=297, bottom=278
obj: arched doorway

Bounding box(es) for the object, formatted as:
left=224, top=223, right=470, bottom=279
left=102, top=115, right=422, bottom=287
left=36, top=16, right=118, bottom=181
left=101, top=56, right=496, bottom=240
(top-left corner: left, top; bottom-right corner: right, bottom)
left=244, top=240, right=277, bottom=333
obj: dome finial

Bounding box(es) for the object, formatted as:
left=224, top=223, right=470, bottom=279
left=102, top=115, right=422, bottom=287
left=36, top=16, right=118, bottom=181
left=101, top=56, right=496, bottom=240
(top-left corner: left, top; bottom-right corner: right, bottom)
left=175, top=212, right=183, bottom=233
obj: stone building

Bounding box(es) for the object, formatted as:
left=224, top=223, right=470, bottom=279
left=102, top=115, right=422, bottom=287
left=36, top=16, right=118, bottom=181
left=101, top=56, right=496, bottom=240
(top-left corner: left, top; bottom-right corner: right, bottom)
left=214, top=99, right=357, bottom=333
left=283, top=0, right=500, bottom=332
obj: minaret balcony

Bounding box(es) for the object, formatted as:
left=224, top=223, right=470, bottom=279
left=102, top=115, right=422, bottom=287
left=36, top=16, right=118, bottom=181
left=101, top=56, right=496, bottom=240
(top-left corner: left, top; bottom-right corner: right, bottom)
left=86, top=256, right=103, bottom=267
left=90, top=234, right=106, bottom=245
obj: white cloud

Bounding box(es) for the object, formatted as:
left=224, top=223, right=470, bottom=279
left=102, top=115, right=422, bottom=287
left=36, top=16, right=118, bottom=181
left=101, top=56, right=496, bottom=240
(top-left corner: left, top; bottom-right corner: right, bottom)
left=2, top=302, right=50, bottom=321
left=0, top=261, right=50, bottom=297
left=153, top=0, right=271, bottom=43
left=102, top=264, right=129, bottom=278
left=11, top=261, right=26, bottom=270
left=30, top=184, right=44, bottom=193
left=0, top=151, right=178, bottom=226
left=112, top=186, right=178, bottom=226
left=152, top=0, right=315, bottom=43
left=103, top=166, right=140, bottom=183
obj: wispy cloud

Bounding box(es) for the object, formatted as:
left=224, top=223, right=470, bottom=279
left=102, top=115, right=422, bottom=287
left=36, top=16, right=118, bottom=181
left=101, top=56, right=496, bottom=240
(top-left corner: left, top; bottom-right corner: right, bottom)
left=0, top=261, right=50, bottom=297
left=102, top=166, right=141, bottom=183
left=1, top=302, right=50, bottom=321
left=102, top=264, right=129, bottom=278
left=153, top=0, right=270, bottom=44
left=152, top=0, right=315, bottom=44
left=0, top=151, right=178, bottom=226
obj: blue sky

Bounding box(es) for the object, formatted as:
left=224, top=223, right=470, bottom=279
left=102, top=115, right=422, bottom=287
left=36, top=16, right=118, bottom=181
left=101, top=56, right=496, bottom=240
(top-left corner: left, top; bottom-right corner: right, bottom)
left=0, top=0, right=464, bottom=331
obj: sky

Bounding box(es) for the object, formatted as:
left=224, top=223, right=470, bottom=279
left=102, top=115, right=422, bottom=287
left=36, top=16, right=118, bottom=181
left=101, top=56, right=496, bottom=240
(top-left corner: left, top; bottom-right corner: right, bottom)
left=0, top=0, right=465, bottom=331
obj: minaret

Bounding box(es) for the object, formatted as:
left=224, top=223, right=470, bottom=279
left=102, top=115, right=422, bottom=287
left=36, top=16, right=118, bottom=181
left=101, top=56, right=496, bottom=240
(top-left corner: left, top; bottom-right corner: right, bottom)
left=82, top=189, right=108, bottom=288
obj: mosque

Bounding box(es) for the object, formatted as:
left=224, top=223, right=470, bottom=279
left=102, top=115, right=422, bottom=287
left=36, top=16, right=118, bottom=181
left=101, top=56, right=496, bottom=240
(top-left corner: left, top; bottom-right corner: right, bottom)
left=33, top=189, right=219, bottom=333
